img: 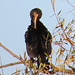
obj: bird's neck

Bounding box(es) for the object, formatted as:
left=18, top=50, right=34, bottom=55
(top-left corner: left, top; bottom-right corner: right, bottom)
left=31, top=19, right=39, bottom=28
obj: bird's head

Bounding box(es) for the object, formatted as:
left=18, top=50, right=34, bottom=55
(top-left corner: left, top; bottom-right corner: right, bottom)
left=30, top=8, right=42, bottom=29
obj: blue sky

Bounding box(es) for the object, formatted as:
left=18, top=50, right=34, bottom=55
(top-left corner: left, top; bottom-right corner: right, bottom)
left=0, top=0, right=75, bottom=74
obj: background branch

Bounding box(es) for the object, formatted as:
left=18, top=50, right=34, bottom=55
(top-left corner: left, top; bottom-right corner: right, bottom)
left=66, top=0, right=75, bottom=8
left=51, top=63, right=75, bottom=74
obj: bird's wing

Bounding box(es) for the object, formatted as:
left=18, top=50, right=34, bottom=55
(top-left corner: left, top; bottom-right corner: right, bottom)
left=25, top=29, right=39, bottom=57
left=40, top=31, right=52, bottom=55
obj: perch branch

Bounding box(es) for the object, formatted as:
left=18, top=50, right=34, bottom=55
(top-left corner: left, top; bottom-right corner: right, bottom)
left=0, top=42, right=75, bottom=74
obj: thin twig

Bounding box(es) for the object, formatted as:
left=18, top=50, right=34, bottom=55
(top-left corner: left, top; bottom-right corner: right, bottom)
left=66, top=0, right=75, bottom=8
left=51, top=63, right=75, bottom=74
left=61, top=27, right=75, bottom=46
left=50, top=0, right=75, bottom=74
left=66, top=9, right=75, bottom=14
left=11, top=69, right=23, bottom=75
left=51, top=0, right=75, bottom=46
left=0, top=55, right=4, bottom=75
left=51, top=0, right=59, bottom=24
left=44, top=69, right=51, bottom=75
left=66, top=62, right=75, bottom=72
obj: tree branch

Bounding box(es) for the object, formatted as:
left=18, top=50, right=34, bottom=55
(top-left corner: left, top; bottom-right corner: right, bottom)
left=51, top=63, right=75, bottom=74
left=0, top=43, right=75, bottom=74
left=61, top=26, right=75, bottom=46
left=0, top=43, right=25, bottom=63
left=0, top=61, right=22, bottom=68
left=66, top=62, right=75, bottom=72
left=66, top=0, right=75, bottom=8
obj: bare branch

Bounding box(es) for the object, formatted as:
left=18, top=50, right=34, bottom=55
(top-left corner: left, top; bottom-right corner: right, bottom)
left=66, top=0, right=75, bottom=8
left=51, top=0, right=75, bottom=46
left=0, top=42, right=75, bottom=74
left=61, top=26, right=75, bottom=46
left=66, top=62, right=75, bottom=72
left=0, top=43, right=25, bottom=63
left=66, top=9, right=75, bottom=14
left=0, top=55, right=4, bottom=75
left=0, top=61, right=22, bottom=68
left=51, top=63, right=75, bottom=74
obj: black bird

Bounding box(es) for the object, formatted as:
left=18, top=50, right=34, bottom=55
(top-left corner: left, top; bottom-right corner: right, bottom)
left=25, top=8, right=52, bottom=69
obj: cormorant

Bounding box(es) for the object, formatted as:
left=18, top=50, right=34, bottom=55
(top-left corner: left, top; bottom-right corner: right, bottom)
left=25, top=8, right=52, bottom=69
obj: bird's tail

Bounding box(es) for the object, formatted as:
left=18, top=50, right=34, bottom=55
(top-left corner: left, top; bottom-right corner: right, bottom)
left=37, top=55, right=50, bottom=70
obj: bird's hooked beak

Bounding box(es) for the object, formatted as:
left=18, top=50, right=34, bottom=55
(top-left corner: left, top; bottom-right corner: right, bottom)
left=33, top=12, right=38, bottom=29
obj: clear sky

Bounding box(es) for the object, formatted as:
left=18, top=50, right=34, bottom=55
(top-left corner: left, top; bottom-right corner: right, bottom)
left=0, top=0, right=75, bottom=74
